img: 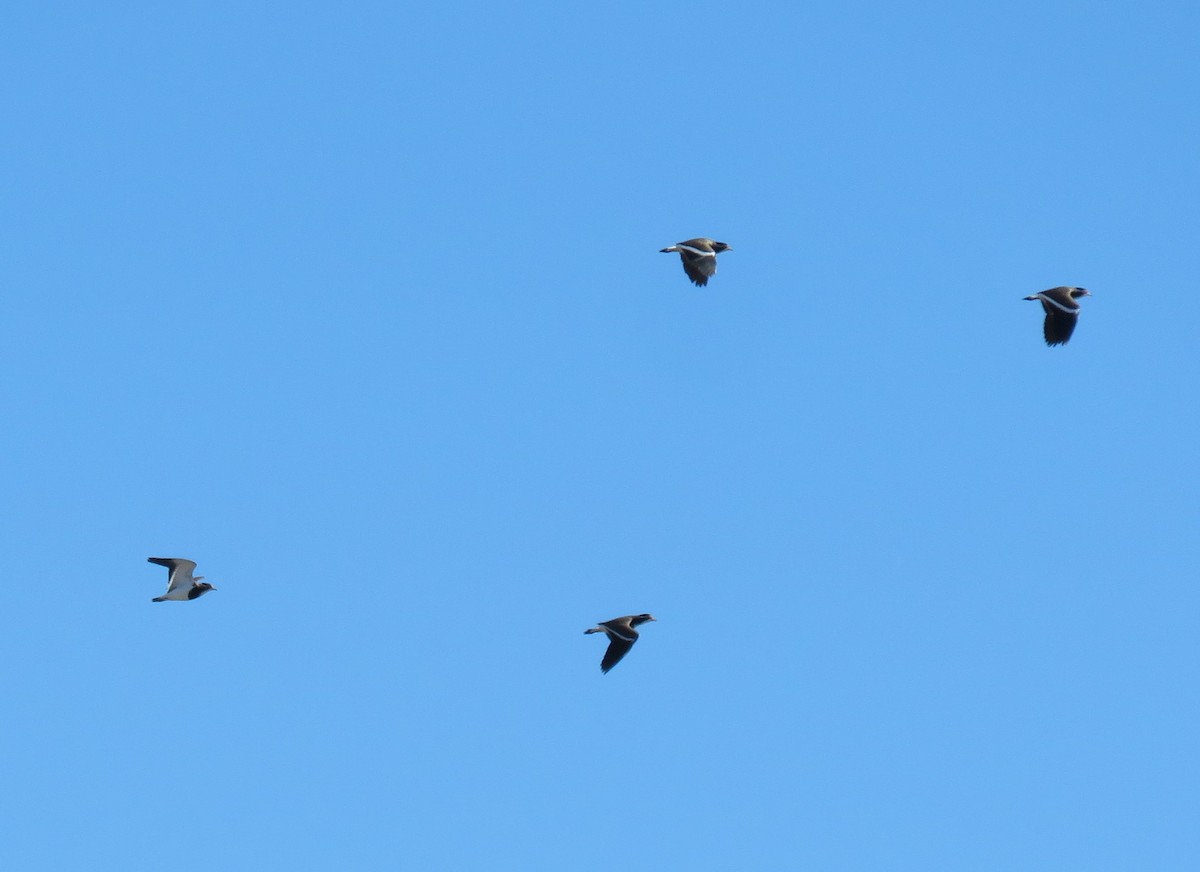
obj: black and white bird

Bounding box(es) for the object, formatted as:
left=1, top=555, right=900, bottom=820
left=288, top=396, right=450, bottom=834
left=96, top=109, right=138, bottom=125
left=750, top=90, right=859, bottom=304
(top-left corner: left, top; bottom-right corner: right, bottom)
left=659, top=238, right=731, bottom=287
left=585, top=614, right=656, bottom=673
left=147, top=557, right=216, bottom=602
left=1023, top=286, right=1091, bottom=346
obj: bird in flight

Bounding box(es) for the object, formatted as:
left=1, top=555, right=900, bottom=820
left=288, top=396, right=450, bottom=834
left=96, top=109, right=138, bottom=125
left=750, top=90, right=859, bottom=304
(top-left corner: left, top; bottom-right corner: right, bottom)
left=659, top=238, right=731, bottom=287
left=1023, top=286, right=1091, bottom=346
left=585, top=614, right=656, bottom=673
left=147, top=557, right=216, bottom=602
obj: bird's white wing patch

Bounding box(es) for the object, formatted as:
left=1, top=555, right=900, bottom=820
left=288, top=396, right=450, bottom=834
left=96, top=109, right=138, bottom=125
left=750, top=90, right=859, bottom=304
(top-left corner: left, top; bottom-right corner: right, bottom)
left=1035, top=293, right=1079, bottom=314
left=157, top=559, right=197, bottom=593
left=603, top=624, right=637, bottom=642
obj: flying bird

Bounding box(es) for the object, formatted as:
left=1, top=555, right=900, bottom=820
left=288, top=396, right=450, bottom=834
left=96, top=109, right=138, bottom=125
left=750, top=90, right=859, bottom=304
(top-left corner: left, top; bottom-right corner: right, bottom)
left=147, top=557, right=216, bottom=602
left=659, top=238, right=731, bottom=287
left=585, top=614, right=656, bottom=673
left=1023, top=286, right=1091, bottom=346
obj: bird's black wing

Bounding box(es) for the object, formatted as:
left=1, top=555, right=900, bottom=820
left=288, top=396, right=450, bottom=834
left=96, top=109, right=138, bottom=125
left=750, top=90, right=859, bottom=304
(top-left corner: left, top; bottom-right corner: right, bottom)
left=1040, top=300, right=1079, bottom=346
left=600, top=634, right=636, bottom=673
left=679, top=250, right=717, bottom=287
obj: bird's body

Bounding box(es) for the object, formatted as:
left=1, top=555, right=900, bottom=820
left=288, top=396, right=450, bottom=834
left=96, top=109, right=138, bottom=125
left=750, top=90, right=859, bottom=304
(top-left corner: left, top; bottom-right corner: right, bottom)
left=147, top=557, right=216, bottom=602
left=659, top=238, right=731, bottom=287
left=585, top=614, right=656, bottom=673
left=1024, top=286, right=1091, bottom=346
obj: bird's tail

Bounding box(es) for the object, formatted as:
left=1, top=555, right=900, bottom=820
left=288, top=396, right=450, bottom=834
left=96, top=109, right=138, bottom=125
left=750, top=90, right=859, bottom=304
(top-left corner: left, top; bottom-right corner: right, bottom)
left=659, top=247, right=677, bottom=253
left=584, top=627, right=602, bottom=634
left=151, top=596, right=166, bottom=602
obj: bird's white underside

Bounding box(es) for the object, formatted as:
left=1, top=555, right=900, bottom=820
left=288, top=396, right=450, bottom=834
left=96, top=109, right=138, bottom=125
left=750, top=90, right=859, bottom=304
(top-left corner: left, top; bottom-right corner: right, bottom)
left=158, top=561, right=198, bottom=595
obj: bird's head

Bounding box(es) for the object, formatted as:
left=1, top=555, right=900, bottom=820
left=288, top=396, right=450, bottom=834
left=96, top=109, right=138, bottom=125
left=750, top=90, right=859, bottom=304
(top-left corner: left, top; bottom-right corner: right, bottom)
left=196, top=581, right=216, bottom=592
left=632, top=614, right=657, bottom=626
left=1071, top=287, right=1092, bottom=299
left=713, top=242, right=731, bottom=253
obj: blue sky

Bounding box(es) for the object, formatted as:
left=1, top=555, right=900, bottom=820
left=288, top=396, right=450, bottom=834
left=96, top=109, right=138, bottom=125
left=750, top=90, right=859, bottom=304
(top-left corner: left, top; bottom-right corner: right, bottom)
left=2, top=1, right=1198, bottom=869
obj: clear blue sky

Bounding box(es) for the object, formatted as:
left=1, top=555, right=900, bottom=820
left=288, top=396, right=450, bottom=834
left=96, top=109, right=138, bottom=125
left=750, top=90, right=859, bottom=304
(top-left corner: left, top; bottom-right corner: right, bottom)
left=2, top=1, right=1198, bottom=869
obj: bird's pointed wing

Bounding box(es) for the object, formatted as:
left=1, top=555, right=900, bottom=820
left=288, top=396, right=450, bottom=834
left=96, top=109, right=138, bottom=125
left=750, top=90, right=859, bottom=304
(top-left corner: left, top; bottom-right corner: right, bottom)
left=600, top=634, right=636, bottom=673
left=1040, top=300, right=1079, bottom=346
left=148, top=557, right=197, bottom=593
left=676, top=247, right=717, bottom=287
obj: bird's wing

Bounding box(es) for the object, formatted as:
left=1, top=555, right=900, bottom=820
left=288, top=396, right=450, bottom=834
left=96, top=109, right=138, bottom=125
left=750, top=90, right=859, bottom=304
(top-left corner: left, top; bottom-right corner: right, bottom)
left=148, top=557, right=197, bottom=593
left=599, top=618, right=639, bottom=642
left=1040, top=300, right=1079, bottom=346
left=672, top=247, right=715, bottom=286
left=600, top=634, right=637, bottom=673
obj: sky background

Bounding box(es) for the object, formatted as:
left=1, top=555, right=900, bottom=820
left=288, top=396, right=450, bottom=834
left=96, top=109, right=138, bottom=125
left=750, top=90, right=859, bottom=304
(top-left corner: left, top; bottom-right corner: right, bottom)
left=2, top=1, right=1198, bottom=869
